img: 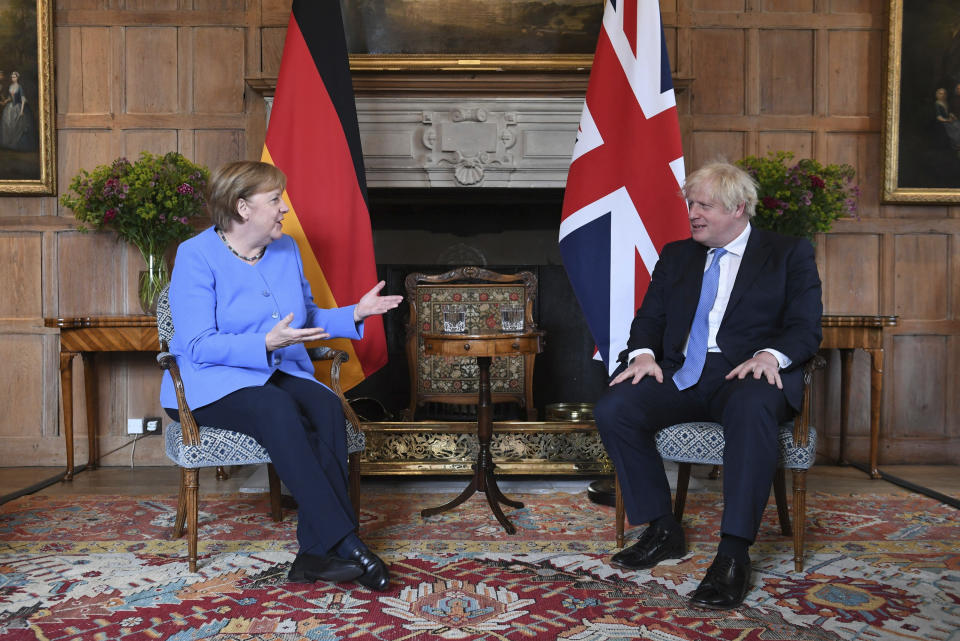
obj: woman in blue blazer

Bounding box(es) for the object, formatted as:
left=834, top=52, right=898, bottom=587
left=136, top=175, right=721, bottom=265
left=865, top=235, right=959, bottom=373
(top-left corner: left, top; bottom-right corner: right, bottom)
left=160, top=161, right=401, bottom=590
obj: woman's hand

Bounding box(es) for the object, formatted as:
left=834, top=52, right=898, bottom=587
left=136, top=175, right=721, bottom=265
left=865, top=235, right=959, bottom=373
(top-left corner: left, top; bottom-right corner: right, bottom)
left=266, top=313, right=330, bottom=352
left=354, top=281, right=403, bottom=322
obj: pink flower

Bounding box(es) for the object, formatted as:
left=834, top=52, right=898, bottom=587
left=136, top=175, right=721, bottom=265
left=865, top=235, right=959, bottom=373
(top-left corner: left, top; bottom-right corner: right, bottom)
left=809, top=175, right=825, bottom=189
left=104, top=208, right=117, bottom=222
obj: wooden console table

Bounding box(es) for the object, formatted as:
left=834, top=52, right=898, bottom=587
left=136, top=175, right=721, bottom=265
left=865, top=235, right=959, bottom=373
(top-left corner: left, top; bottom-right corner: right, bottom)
left=44, top=315, right=159, bottom=480
left=420, top=329, right=545, bottom=534
left=820, top=314, right=899, bottom=479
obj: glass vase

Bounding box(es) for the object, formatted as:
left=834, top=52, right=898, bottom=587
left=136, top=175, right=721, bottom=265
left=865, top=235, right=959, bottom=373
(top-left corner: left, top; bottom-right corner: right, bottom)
left=138, top=250, right=169, bottom=315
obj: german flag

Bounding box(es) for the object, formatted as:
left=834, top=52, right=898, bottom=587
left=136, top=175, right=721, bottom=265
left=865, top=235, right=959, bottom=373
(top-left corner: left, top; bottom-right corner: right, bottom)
left=263, top=0, right=384, bottom=390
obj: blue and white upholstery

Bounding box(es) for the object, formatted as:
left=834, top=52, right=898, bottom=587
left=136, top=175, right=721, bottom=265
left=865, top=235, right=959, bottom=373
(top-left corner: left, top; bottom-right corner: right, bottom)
left=654, top=421, right=817, bottom=470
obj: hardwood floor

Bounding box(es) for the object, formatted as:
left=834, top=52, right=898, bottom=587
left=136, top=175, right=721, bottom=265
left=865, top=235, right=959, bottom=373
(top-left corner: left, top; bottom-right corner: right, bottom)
left=1, top=464, right=958, bottom=502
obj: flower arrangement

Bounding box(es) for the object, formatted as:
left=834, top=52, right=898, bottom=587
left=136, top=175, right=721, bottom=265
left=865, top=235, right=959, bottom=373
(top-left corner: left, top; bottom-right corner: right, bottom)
left=735, top=151, right=859, bottom=240
left=59, top=151, right=210, bottom=313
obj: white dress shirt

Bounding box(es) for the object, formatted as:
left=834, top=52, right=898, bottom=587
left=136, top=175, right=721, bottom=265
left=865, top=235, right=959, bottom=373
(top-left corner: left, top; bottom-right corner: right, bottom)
left=627, top=223, right=791, bottom=370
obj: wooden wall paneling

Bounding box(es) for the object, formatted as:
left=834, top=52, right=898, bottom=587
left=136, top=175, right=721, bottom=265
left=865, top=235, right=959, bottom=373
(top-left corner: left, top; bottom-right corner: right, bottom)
left=260, top=0, right=292, bottom=26
left=195, top=130, right=243, bottom=173
left=125, top=28, right=179, bottom=114
left=260, top=27, right=285, bottom=76
left=757, top=131, right=814, bottom=158
left=0, top=335, right=45, bottom=438
left=660, top=0, right=679, bottom=14
left=57, top=231, right=126, bottom=315
left=759, top=29, right=814, bottom=114
left=825, top=132, right=881, bottom=215
left=891, top=335, right=947, bottom=440
left=192, top=28, right=245, bottom=113
left=820, top=232, right=881, bottom=314
left=193, top=0, right=245, bottom=10
left=0, top=196, right=48, bottom=218
left=0, top=233, right=43, bottom=318
left=691, top=29, right=745, bottom=114
left=692, top=0, right=746, bottom=12
left=765, top=0, right=814, bottom=12
left=690, top=131, right=746, bottom=169
left=829, top=0, right=874, bottom=14
left=125, top=0, right=178, bottom=11
left=124, top=130, right=179, bottom=157
left=893, top=234, right=949, bottom=320
left=826, top=29, right=881, bottom=117
left=57, top=130, right=121, bottom=196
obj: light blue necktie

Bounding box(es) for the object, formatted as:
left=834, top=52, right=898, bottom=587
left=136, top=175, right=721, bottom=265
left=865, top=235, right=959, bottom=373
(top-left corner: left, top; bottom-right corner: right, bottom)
left=673, top=248, right=727, bottom=391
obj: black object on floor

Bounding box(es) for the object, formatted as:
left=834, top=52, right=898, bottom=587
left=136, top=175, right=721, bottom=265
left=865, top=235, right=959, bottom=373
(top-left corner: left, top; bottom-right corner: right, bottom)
left=587, top=478, right=616, bottom=507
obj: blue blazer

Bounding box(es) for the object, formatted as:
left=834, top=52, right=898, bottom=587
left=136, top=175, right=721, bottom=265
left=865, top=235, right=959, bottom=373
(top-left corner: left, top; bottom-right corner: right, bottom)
left=160, top=227, right=363, bottom=411
left=621, top=226, right=823, bottom=411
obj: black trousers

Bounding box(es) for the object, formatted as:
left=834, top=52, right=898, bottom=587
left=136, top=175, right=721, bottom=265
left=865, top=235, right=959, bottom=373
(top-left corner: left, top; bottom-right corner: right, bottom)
left=594, top=353, right=791, bottom=542
left=166, top=370, right=356, bottom=555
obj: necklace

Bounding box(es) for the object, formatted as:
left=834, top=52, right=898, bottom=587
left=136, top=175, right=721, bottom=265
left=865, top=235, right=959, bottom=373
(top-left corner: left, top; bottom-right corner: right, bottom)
left=216, top=227, right=265, bottom=263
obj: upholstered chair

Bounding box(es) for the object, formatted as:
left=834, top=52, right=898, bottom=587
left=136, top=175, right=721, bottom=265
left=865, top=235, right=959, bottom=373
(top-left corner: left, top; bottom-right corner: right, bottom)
left=156, top=286, right=364, bottom=572
left=614, top=356, right=826, bottom=572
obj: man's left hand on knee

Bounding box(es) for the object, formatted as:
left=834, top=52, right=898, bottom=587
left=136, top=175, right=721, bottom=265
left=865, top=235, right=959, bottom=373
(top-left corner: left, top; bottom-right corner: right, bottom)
left=725, top=352, right=782, bottom=389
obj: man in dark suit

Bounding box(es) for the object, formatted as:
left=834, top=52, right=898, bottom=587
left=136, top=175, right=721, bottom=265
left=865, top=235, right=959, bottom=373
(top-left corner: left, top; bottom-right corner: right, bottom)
left=594, top=161, right=822, bottom=609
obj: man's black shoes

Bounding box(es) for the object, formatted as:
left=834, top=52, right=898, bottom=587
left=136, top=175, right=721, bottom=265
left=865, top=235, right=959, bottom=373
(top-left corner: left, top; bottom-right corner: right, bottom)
left=689, top=553, right=752, bottom=609
left=610, top=523, right=687, bottom=570
left=287, top=552, right=364, bottom=583
left=346, top=547, right=391, bottom=591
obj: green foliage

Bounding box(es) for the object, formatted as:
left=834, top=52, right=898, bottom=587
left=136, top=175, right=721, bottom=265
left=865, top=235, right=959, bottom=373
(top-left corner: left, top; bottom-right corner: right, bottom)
left=59, top=152, right=209, bottom=258
left=735, top=151, right=859, bottom=241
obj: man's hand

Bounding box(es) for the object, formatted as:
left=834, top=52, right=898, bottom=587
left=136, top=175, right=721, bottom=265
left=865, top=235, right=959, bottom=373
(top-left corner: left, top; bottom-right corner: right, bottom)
left=726, top=351, right=782, bottom=388
left=354, top=281, right=403, bottom=322
left=609, top=353, right=663, bottom=386
left=266, top=313, right=331, bottom=352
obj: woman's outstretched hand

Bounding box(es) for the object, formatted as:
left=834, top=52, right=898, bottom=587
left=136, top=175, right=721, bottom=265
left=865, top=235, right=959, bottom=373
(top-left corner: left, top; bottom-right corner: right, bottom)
left=354, top=281, right=403, bottom=321
left=266, top=313, right=331, bottom=352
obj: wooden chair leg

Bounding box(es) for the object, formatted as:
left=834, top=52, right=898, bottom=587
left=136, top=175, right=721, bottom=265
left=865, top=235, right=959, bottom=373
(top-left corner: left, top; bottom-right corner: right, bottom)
left=792, top=468, right=808, bottom=573
left=673, top=463, right=692, bottom=521
left=267, top=463, right=283, bottom=523
left=349, top=451, right=361, bottom=523
left=173, top=467, right=188, bottom=539
left=614, top=473, right=625, bottom=548
left=708, top=464, right=721, bottom=480
left=773, top=467, right=792, bottom=536
left=184, top=467, right=199, bottom=573
left=216, top=465, right=229, bottom=481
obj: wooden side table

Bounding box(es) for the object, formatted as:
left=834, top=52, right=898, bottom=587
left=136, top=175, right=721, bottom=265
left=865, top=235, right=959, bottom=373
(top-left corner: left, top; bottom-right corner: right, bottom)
left=44, top=316, right=159, bottom=480
left=820, top=314, right=898, bottom=479
left=419, top=329, right=545, bottom=534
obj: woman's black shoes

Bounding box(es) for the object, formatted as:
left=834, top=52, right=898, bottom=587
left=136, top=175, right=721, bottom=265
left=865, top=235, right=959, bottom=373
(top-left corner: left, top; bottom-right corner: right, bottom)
left=287, top=552, right=364, bottom=583
left=346, top=547, right=391, bottom=591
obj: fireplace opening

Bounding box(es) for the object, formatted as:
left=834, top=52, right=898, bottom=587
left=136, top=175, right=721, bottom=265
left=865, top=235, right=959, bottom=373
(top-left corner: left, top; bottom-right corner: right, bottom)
left=347, top=188, right=609, bottom=420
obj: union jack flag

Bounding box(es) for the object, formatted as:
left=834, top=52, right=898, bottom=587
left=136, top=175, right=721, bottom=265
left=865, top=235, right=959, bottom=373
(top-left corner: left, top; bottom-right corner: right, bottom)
left=560, top=0, right=690, bottom=375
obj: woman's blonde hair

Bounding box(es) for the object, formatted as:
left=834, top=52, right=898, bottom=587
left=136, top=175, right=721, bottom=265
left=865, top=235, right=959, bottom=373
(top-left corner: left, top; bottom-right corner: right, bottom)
left=206, top=161, right=286, bottom=229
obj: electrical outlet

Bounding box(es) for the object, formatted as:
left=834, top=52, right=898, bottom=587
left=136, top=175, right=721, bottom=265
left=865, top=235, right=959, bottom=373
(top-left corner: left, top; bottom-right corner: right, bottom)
left=144, top=417, right=162, bottom=434
left=127, top=418, right=144, bottom=434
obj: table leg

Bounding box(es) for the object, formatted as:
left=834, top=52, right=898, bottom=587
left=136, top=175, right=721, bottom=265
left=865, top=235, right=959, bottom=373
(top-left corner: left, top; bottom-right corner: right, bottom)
left=837, top=348, right=854, bottom=465
left=58, top=352, right=76, bottom=481
left=867, top=347, right=884, bottom=479
left=81, top=352, right=99, bottom=470
left=420, top=355, right=522, bottom=533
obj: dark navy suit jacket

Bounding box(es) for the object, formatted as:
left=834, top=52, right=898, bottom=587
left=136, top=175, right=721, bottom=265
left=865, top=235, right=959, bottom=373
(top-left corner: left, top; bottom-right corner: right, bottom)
left=618, top=226, right=823, bottom=411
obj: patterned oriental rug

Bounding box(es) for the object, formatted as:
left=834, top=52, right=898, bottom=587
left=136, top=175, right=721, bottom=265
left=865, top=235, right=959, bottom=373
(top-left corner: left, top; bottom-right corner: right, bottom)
left=0, top=487, right=957, bottom=640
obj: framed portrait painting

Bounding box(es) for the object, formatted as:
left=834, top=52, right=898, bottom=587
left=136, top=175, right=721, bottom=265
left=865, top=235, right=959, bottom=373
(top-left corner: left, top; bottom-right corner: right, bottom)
left=882, top=0, right=960, bottom=203
left=0, top=0, right=54, bottom=195
left=340, top=0, right=601, bottom=72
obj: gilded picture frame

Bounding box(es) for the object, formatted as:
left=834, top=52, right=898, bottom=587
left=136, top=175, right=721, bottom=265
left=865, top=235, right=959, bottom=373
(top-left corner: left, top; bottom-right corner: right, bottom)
left=0, top=0, right=54, bottom=195
left=882, top=0, right=960, bottom=203
left=341, top=0, right=602, bottom=73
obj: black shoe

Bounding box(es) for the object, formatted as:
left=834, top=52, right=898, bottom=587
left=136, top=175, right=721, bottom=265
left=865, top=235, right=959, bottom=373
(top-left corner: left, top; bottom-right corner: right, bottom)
left=346, top=547, right=391, bottom=591
left=689, top=553, right=752, bottom=610
left=610, top=524, right=687, bottom=570
left=287, top=552, right=364, bottom=583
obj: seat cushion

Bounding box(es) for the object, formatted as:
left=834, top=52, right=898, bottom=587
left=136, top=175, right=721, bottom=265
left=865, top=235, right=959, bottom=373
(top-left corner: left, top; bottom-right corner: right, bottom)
left=655, top=421, right=817, bottom=470
left=165, top=423, right=271, bottom=468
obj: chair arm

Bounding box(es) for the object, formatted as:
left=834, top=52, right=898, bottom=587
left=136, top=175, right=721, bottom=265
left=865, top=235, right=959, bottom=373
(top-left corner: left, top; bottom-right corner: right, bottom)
left=793, top=354, right=827, bottom=448
left=310, top=347, right=363, bottom=438
left=156, top=352, right=201, bottom=447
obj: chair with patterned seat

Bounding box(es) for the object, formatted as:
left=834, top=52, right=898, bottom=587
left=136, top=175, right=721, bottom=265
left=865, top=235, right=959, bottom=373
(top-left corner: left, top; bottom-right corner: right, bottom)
left=614, top=355, right=826, bottom=572
left=403, top=266, right=539, bottom=421
left=156, top=285, right=365, bottom=572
